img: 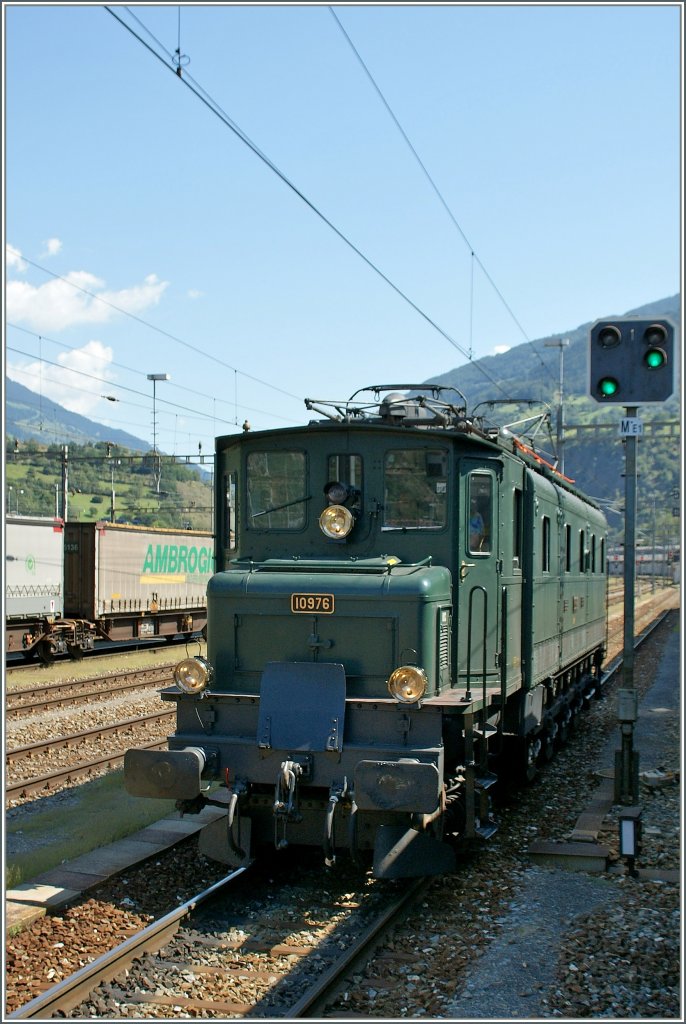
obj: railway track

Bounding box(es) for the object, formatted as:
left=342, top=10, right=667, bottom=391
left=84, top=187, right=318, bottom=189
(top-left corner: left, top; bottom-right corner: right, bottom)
left=6, top=710, right=175, bottom=766
left=8, top=864, right=428, bottom=1019
left=604, top=584, right=678, bottom=662
left=5, top=709, right=174, bottom=802
left=6, top=667, right=171, bottom=716
left=5, top=739, right=168, bottom=803
left=5, top=668, right=174, bottom=806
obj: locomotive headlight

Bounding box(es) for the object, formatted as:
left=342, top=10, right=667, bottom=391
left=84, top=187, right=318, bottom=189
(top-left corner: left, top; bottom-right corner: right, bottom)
left=319, top=504, right=354, bottom=539
left=387, top=665, right=428, bottom=704
left=173, top=656, right=214, bottom=694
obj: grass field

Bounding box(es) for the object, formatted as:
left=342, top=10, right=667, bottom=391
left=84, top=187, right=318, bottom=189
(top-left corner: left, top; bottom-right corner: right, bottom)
left=5, top=771, right=176, bottom=888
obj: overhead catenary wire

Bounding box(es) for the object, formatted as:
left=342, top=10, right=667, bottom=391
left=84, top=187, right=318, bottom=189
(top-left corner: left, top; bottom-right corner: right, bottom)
left=5, top=248, right=302, bottom=405
left=105, top=5, right=511, bottom=399
left=6, top=343, right=292, bottom=434
left=6, top=322, right=300, bottom=426
left=328, top=6, right=554, bottom=385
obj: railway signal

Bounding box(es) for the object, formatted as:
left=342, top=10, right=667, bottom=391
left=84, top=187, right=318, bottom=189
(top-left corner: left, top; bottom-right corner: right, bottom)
left=588, top=317, right=675, bottom=404
left=588, top=315, right=676, bottom=800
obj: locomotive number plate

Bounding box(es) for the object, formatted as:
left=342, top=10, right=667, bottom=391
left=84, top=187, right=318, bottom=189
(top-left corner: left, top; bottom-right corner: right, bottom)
left=290, top=593, right=335, bottom=614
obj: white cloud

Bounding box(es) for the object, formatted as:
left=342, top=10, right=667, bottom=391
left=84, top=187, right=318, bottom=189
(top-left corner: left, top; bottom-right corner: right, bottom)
left=42, top=237, right=63, bottom=257
left=6, top=244, right=28, bottom=272
left=187, top=289, right=203, bottom=300
left=494, top=345, right=511, bottom=355
left=7, top=340, right=116, bottom=416
left=6, top=268, right=168, bottom=332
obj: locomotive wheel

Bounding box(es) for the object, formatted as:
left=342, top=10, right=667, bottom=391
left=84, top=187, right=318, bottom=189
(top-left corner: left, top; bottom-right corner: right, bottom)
left=525, top=739, right=539, bottom=782
left=557, top=711, right=572, bottom=745
left=39, top=640, right=56, bottom=665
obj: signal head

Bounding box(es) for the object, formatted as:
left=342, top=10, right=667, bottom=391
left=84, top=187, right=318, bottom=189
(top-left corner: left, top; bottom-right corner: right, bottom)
left=588, top=317, right=675, bottom=404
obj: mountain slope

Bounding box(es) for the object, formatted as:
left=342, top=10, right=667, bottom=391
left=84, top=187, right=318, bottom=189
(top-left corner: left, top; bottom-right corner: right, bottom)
left=425, top=294, right=680, bottom=413
left=5, top=377, right=150, bottom=450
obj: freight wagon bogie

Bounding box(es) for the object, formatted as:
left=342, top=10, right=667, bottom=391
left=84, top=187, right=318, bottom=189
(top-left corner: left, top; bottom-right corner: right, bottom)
left=124, top=385, right=609, bottom=879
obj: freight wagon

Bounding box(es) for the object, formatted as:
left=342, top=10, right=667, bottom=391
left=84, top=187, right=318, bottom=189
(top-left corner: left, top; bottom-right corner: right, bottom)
left=5, top=515, right=69, bottom=657
left=64, top=522, right=214, bottom=643
left=5, top=518, right=214, bottom=662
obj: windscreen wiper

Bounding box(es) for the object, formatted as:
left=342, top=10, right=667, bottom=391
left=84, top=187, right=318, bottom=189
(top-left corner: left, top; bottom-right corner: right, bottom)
left=251, top=496, right=311, bottom=518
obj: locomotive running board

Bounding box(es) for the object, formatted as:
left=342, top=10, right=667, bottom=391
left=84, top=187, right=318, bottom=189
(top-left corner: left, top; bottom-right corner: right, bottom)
left=373, top=825, right=456, bottom=879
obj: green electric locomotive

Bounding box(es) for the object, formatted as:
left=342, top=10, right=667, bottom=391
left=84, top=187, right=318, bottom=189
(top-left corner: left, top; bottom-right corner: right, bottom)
left=125, top=385, right=608, bottom=878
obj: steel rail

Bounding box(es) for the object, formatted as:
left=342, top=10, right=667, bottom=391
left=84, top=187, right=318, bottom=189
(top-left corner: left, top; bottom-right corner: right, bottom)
left=6, top=666, right=170, bottom=702
left=6, top=674, right=170, bottom=718
left=7, top=868, right=248, bottom=1020
left=6, top=709, right=175, bottom=764
left=5, top=739, right=167, bottom=801
left=601, top=608, right=672, bottom=687
left=288, top=876, right=430, bottom=1018
left=604, top=591, right=677, bottom=663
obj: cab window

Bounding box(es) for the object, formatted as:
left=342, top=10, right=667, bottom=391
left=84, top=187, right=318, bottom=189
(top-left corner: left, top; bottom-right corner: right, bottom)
left=513, top=488, right=522, bottom=569
left=328, top=454, right=362, bottom=489
left=468, top=474, right=492, bottom=553
left=383, top=449, right=448, bottom=529
left=542, top=515, right=551, bottom=572
left=565, top=524, right=572, bottom=571
left=247, top=451, right=307, bottom=530
left=224, top=472, right=237, bottom=551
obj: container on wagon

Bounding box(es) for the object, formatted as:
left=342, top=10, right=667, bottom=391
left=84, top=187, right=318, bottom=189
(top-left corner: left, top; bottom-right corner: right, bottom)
left=63, top=522, right=214, bottom=641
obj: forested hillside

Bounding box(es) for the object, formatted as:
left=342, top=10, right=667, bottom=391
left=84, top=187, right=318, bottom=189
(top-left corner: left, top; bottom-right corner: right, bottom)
left=5, top=440, right=213, bottom=531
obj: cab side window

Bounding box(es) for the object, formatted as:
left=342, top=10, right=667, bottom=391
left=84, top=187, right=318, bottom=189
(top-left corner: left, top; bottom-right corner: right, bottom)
left=513, top=487, right=522, bottom=569
left=224, top=472, right=237, bottom=551
left=468, top=474, right=492, bottom=553
left=542, top=515, right=551, bottom=572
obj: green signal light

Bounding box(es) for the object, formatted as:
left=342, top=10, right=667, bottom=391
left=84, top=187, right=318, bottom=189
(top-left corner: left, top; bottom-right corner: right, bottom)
left=598, top=376, right=619, bottom=398
left=644, top=348, right=666, bottom=369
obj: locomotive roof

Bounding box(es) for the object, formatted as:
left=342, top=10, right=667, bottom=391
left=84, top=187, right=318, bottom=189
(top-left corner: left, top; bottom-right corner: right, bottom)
left=216, top=384, right=603, bottom=511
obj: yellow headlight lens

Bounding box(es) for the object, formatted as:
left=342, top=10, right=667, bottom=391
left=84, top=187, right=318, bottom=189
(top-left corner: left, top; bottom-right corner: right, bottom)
left=319, top=504, right=354, bottom=539
left=387, top=665, right=428, bottom=703
left=173, top=656, right=213, bottom=694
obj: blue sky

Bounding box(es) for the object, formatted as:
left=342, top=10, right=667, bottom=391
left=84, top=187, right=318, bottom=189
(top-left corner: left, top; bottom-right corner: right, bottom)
left=4, top=2, right=681, bottom=454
